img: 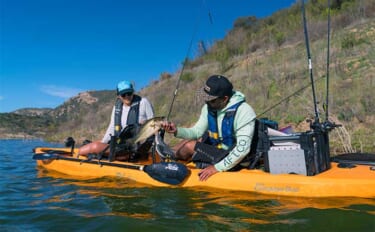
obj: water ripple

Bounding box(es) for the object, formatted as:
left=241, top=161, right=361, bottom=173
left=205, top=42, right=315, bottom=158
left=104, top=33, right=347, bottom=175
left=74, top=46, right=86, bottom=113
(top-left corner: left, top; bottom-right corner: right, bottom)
left=1, top=140, right=374, bottom=232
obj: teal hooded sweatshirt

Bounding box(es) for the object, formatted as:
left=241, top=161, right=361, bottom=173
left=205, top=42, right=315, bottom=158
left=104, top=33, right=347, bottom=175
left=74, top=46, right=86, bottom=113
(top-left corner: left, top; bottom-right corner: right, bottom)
left=176, top=91, right=256, bottom=172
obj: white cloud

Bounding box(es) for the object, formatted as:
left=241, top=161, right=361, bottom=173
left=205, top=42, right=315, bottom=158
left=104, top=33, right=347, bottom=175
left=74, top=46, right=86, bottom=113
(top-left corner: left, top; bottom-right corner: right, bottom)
left=40, top=85, right=83, bottom=98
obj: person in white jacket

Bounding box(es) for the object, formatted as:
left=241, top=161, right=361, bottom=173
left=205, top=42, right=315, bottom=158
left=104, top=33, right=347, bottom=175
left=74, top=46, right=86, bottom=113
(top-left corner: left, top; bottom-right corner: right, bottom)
left=78, top=80, right=154, bottom=160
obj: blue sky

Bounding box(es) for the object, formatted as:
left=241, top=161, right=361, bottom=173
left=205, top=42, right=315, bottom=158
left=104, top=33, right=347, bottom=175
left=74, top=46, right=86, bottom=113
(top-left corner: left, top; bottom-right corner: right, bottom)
left=0, top=0, right=296, bottom=113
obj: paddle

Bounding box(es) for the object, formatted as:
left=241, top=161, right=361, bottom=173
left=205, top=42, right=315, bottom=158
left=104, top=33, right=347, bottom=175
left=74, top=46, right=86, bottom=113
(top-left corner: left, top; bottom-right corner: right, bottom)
left=39, top=149, right=71, bottom=155
left=32, top=153, right=189, bottom=185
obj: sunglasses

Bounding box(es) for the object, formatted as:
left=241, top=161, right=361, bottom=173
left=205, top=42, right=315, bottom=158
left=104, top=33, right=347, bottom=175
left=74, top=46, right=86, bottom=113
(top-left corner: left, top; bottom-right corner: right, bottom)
left=120, top=92, right=133, bottom=97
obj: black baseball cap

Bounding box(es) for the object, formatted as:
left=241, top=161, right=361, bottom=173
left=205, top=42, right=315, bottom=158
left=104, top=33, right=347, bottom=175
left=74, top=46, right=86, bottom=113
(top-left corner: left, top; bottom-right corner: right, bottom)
left=199, top=75, right=233, bottom=101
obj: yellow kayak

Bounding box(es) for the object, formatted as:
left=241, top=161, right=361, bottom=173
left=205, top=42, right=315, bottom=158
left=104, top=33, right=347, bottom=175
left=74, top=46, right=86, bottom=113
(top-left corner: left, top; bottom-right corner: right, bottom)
left=32, top=147, right=375, bottom=198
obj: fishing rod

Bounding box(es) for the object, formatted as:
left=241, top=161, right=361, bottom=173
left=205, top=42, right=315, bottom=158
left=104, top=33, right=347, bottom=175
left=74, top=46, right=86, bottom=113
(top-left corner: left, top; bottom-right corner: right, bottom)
left=300, top=0, right=330, bottom=169
left=301, top=0, right=320, bottom=124
left=324, top=0, right=331, bottom=122
left=322, top=0, right=339, bottom=131
left=166, top=0, right=211, bottom=121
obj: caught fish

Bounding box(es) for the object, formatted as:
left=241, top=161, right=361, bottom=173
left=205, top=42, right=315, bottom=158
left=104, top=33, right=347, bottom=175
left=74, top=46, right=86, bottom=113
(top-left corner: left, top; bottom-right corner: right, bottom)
left=125, top=116, right=176, bottom=161
left=130, top=116, right=165, bottom=144
left=155, top=131, right=176, bottom=160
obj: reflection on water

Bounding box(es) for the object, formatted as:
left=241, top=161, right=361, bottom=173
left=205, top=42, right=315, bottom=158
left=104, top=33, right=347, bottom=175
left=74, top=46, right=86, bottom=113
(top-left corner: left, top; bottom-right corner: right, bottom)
left=1, top=140, right=375, bottom=232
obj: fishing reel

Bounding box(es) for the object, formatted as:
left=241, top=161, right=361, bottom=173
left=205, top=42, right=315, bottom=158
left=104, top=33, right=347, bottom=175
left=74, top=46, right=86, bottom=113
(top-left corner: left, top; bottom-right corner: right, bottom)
left=308, top=118, right=341, bottom=133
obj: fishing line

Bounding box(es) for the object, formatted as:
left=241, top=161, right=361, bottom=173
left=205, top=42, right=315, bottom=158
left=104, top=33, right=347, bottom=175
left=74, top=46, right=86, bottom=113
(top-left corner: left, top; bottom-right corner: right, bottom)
left=257, top=76, right=326, bottom=117
left=166, top=0, right=209, bottom=121
left=301, top=0, right=320, bottom=123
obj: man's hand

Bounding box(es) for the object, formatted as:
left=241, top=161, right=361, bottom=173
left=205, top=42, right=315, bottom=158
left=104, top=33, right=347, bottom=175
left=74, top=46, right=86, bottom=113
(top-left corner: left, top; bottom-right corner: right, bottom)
left=161, top=121, right=177, bottom=134
left=198, top=165, right=218, bottom=181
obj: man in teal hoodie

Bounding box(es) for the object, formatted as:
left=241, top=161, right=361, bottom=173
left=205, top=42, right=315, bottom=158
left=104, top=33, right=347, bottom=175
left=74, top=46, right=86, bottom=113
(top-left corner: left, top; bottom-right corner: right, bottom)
left=161, top=75, right=257, bottom=181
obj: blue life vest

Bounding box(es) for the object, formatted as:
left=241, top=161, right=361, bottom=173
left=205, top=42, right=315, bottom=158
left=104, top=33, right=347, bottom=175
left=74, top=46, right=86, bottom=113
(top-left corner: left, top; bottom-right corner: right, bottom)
left=207, top=101, right=244, bottom=149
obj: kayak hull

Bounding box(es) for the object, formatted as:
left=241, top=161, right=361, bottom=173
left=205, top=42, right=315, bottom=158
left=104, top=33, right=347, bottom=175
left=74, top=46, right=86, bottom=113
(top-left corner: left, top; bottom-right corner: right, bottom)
left=33, top=147, right=375, bottom=198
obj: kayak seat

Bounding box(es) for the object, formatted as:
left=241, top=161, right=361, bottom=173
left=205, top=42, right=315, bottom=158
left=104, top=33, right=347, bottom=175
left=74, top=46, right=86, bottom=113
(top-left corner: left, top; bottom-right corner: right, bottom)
left=246, top=119, right=270, bottom=169
left=64, top=137, right=76, bottom=155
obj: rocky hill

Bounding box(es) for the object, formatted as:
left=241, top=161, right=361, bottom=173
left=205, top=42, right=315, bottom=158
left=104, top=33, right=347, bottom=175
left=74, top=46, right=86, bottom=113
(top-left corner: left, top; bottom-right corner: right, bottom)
left=1, top=0, right=374, bottom=153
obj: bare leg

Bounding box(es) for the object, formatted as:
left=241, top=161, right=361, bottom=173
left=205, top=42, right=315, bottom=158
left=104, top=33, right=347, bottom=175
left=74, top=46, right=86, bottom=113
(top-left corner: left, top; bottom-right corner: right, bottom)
left=78, top=141, right=109, bottom=156
left=173, top=140, right=197, bottom=161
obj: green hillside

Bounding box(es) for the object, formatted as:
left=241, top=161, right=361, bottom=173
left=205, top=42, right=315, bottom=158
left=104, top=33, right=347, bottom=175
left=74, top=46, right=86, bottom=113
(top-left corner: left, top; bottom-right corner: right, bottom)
left=1, top=0, right=374, bottom=153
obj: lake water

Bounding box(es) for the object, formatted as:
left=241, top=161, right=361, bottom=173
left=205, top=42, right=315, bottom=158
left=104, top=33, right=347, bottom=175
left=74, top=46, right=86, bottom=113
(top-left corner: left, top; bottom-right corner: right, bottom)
left=1, top=139, right=374, bottom=231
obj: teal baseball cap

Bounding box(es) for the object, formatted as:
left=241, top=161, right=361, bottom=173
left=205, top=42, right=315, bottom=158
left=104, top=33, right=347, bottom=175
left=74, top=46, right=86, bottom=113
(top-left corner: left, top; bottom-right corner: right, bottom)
left=117, top=80, right=134, bottom=95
